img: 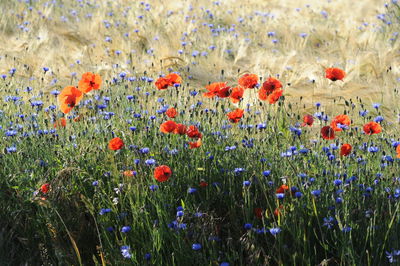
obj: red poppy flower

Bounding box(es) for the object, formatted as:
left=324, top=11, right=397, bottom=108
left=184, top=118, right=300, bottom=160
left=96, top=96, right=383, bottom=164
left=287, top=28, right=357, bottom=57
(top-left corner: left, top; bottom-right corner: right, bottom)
left=396, top=145, right=400, bottom=158
left=53, top=117, right=67, bottom=128
left=262, top=77, right=282, bottom=94
left=325, top=68, right=345, bottom=81
left=227, top=108, right=244, bottom=123
left=274, top=205, right=284, bottom=217
left=340, top=144, right=352, bottom=156
left=302, top=114, right=314, bottom=127
left=174, top=123, right=187, bottom=135
left=154, top=78, right=170, bottom=90
left=254, top=208, right=263, bottom=219
left=189, top=138, right=202, bottom=149
left=276, top=184, right=289, bottom=194
left=216, top=86, right=232, bottom=98
left=155, top=73, right=182, bottom=90
left=78, top=72, right=102, bottom=93
left=203, top=82, right=227, bottom=98
left=230, top=87, right=244, bottom=103
left=123, top=170, right=135, bottom=177
left=154, top=165, right=172, bottom=182
left=331, top=114, right=351, bottom=131
left=58, top=86, right=84, bottom=114
left=108, top=137, right=124, bottom=150
left=186, top=125, right=202, bottom=139
left=166, top=107, right=178, bottom=118
left=40, top=183, right=50, bottom=194
left=167, top=73, right=182, bottom=85
left=160, top=120, right=177, bottom=133
left=238, top=73, right=258, bottom=89
left=321, top=126, right=335, bottom=140
left=363, top=121, right=381, bottom=135
left=259, top=78, right=283, bottom=104
left=267, top=89, right=283, bottom=104
left=199, top=180, right=208, bottom=187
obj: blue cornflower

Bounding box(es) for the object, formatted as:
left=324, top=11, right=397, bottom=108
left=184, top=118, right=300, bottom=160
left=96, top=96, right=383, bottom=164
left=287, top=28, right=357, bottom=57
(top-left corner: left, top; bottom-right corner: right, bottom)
left=359, top=110, right=369, bottom=117
left=322, top=216, right=336, bottom=229
left=244, top=223, right=253, bottom=230
left=289, top=126, right=302, bottom=136
left=140, top=147, right=150, bottom=154
left=188, top=187, right=197, bottom=194
left=121, top=226, right=131, bottom=233
left=234, top=168, right=245, bottom=174
left=367, top=146, right=379, bottom=153
left=120, top=246, right=132, bottom=259
left=276, top=193, right=285, bottom=199
left=144, top=253, right=151, bottom=261
left=374, top=116, right=384, bottom=123
left=192, top=243, right=202, bottom=250
left=373, top=103, right=381, bottom=109
left=145, top=158, right=156, bottom=165
left=149, top=185, right=158, bottom=191
left=6, top=146, right=17, bottom=153
left=311, top=190, right=321, bottom=197
left=92, top=181, right=99, bottom=186
left=263, top=170, right=271, bottom=177
left=342, top=226, right=352, bottom=233
left=99, top=208, right=111, bottom=215
left=176, top=210, right=184, bottom=217
left=294, top=191, right=303, bottom=198
left=243, top=180, right=251, bottom=187
left=269, top=227, right=281, bottom=235
left=333, top=179, right=342, bottom=186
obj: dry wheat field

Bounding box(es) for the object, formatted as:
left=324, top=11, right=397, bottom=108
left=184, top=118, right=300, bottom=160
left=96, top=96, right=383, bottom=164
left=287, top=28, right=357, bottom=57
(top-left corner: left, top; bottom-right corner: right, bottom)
left=1, top=0, right=400, bottom=265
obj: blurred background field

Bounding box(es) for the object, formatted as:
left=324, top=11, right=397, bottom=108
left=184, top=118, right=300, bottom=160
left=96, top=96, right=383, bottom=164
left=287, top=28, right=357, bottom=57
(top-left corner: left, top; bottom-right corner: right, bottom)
left=0, top=0, right=398, bottom=112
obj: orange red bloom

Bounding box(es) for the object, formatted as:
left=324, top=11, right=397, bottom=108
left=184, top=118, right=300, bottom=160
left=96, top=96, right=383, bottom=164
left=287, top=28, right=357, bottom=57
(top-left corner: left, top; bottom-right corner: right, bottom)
left=340, top=144, right=352, bottom=156
left=189, top=138, right=202, bottom=149
left=396, top=145, right=400, bottom=158
left=78, top=72, right=102, bottom=93
left=302, top=114, right=314, bottom=127
left=123, top=170, right=135, bottom=177
left=325, top=68, right=345, bottom=81
left=58, top=86, right=84, bottom=114
left=108, top=137, right=124, bottom=150
left=261, top=77, right=282, bottom=94
left=53, top=117, right=67, bottom=128
left=174, top=123, right=187, bottom=135
left=203, top=82, right=229, bottom=98
left=227, top=108, right=244, bottom=123
left=186, top=125, right=202, bottom=139
left=154, top=165, right=172, bottom=182
left=160, top=120, right=177, bottom=133
left=331, top=114, right=351, bottom=131
left=267, top=89, right=283, bottom=104
left=321, top=126, right=335, bottom=140
left=40, top=183, right=50, bottom=194
left=166, top=107, right=178, bottom=118
left=363, top=122, right=382, bottom=135
left=216, top=86, right=232, bottom=98
left=155, top=73, right=182, bottom=90
left=258, top=77, right=283, bottom=104
left=276, top=184, right=289, bottom=194
left=230, top=87, right=244, bottom=103
left=238, top=73, right=258, bottom=89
